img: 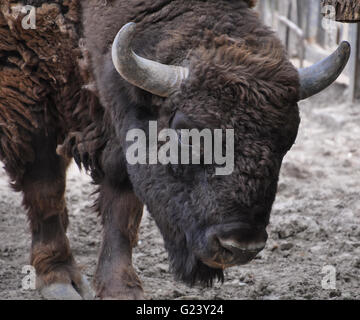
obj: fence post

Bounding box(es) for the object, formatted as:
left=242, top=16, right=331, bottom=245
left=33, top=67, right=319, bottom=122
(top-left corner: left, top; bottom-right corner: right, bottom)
left=307, top=0, right=320, bottom=43
left=349, top=23, right=360, bottom=102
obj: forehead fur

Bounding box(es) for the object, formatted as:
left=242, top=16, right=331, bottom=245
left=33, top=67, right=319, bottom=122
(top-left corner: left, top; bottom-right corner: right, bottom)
left=172, top=31, right=299, bottom=126
left=194, top=31, right=298, bottom=95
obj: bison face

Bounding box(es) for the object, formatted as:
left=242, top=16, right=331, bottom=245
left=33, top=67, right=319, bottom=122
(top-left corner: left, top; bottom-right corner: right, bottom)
left=111, top=23, right=350, bottom=286
left=124, top=50, right=299, bottom=286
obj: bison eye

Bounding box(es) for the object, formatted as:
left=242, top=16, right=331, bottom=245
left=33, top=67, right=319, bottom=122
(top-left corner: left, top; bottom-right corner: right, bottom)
left=170, top=110, right=193, bottom=130
left=171, top=111, right=203, bottom=146
left=176, top=129, right=192, bottom=147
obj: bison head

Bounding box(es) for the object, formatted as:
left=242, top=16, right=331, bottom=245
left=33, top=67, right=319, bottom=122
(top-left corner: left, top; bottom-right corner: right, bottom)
left=110, top=22, right=350, bottom=286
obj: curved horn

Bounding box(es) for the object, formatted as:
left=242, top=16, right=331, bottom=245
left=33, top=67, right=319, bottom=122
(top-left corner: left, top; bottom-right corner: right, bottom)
left=112, top=22, right=189, bottom=97
left=299, top=41, right=351, bottom=100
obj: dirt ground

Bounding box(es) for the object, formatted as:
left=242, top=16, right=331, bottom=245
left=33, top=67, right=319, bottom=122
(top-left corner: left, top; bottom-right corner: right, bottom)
left=0, top=83, right=359, bottom=300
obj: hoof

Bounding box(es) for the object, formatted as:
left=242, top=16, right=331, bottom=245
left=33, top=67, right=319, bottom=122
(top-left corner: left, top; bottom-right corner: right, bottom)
left=41, top=275, right=95, bottom=300
left=41, top=283, right=82, bottom=300
left=101, top=291, right=145, bottom=300
left=75, top=275, right=95, bottom=300
left=96, top=284, right=145, bottom=300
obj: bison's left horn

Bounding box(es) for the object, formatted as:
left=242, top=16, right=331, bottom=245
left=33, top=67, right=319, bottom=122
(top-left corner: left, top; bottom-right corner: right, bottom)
left=298, top=41, right=351, bottom=100
left=112, top=22, right=189, bottom=97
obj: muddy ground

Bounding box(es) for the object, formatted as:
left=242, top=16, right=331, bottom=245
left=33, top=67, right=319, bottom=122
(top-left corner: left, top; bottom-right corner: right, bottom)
left=0, top=83, right=359, bottom=300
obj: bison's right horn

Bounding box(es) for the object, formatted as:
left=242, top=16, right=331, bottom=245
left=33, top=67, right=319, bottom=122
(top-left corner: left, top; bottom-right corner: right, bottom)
left=112, top=22, right=189, bottom=97
left=298, top=41, right=351, bottom=100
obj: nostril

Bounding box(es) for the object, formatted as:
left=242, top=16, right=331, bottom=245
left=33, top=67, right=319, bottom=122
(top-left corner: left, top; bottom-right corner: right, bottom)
left=202, top=228, right=267, bottom=269
left=218, top=238, right=266, bottom=254
left=205, top=223, right=268, bottom=261
left=215, top=225, right=268, bottom=247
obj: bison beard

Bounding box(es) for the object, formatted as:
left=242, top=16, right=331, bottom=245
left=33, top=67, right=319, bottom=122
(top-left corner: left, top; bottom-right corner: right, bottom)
left=171, top=251, right=225, bottom=287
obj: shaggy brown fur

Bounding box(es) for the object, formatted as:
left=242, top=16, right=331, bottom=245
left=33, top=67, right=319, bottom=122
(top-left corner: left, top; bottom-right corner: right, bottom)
left=0, top=0, right=107, bottom=293
left=0, top=1, right=106, bottom=185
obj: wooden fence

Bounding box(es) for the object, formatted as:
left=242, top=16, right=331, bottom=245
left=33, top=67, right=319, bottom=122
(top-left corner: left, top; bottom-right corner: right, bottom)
left=256, top=0, right=360, bottom=102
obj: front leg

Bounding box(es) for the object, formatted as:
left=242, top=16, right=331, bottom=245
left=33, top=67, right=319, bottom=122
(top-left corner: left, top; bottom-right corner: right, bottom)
left=94, top=181, right=144, bottom=299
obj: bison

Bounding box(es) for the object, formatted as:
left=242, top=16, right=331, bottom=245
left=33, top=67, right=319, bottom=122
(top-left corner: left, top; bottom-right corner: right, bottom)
left=0, top=0, right=350, bottom=299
